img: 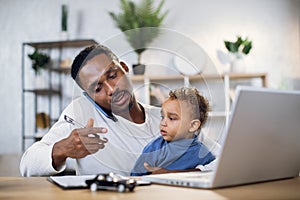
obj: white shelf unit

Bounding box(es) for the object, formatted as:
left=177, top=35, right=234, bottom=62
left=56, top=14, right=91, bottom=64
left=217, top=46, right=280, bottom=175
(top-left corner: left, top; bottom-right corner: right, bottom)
left=130, top=72, right=267, bottom=142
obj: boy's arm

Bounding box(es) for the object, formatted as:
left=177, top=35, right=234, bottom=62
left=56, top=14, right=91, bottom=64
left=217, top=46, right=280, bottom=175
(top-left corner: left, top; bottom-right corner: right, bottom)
left=143, top=162, right=200, bottom=174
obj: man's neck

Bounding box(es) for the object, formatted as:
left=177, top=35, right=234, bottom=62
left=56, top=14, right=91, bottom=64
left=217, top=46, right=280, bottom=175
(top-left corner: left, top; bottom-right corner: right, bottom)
left=116, top=101, right=145, bottom=124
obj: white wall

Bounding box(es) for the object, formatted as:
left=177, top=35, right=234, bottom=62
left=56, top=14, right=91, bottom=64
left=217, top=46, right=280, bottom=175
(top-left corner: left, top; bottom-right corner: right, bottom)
left=0, top=0, right=299, bottom=154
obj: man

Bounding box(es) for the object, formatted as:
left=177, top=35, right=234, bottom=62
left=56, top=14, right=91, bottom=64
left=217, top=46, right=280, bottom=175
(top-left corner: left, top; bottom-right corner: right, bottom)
left=20, top=44, right=218, bottom=176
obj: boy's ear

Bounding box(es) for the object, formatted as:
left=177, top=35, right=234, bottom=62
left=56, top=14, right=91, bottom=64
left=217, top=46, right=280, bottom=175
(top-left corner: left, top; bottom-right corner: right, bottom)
left=189, top=119, right=201, bottom=132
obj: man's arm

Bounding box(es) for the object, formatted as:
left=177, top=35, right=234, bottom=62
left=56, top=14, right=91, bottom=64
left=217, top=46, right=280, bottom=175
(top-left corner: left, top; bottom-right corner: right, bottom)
left=20, top=118, right=108, bottom=176
left=20, top=141, right=65, bottom=177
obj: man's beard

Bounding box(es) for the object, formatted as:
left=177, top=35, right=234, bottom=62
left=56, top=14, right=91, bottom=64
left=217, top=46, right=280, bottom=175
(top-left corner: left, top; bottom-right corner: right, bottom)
left=111, top=89, right=134, bottom=114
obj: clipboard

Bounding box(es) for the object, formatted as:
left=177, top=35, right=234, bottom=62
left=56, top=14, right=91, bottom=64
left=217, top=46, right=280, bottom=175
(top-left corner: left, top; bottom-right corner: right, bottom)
left=47, top=175, right=151, bottom=189
left=47, top=175, right=95, bottom=189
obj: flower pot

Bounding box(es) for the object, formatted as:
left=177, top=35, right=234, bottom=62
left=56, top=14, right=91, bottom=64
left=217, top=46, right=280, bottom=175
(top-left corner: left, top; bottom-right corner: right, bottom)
left=132, top=64, right=145, bottom=75
left=60, top=31, right=69, bottom=40
left=34, top=71, right=48, bottom=89
left=230, top=58, right=245, bottom=73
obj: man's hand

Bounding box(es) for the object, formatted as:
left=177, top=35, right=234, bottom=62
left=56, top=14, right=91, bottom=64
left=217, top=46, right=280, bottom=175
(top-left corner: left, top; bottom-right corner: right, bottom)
left=144, top=162, right=200, bottom=175
left=52, top=118, right=108, bottom=170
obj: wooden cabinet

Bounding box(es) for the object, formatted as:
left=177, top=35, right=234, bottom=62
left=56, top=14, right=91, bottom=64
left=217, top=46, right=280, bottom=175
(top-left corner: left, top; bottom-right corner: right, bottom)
left=21, top=39, right=97, bottom=151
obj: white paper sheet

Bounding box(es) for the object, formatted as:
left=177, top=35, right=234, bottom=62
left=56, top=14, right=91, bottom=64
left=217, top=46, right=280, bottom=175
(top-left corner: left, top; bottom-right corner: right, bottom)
left=48, top=175, right=95, bottom=189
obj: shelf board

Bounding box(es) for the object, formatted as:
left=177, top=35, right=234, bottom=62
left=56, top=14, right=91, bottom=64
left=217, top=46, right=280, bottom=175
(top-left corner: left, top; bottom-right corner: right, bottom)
left=147, top=75, right=186, bottom=81
left=24, top=39, right=98, bottom=49
left=24, top=89, right=61, bottom=95
left=23, top=135, right=35, bottom=139
left=130, top=74, right=186, bottom=81
left=224, top=72, right=267, bottom=79
left=130, top=72, right=267, bottom=82
left=50, top=67, right=71, bottom=74
left=50, top=69, right=266, bottom=78
left=189, top=74, right=222, bottom=81
left=130, top=75, right=145, bottom=82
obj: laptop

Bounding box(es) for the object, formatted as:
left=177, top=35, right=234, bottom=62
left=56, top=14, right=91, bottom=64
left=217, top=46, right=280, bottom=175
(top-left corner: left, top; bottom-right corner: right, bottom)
left=142, top=86, right=300, bottom=188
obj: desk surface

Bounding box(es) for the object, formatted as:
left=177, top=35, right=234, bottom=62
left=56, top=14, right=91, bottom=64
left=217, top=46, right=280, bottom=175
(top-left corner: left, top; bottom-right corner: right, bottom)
left=1, top=176, right=300, bottom=200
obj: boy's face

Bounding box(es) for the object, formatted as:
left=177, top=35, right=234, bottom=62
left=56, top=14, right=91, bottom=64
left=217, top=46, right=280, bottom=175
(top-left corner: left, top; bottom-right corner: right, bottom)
left=78, top=53, right=133, bottom=114
left=160, top=98, right=195, bottom=142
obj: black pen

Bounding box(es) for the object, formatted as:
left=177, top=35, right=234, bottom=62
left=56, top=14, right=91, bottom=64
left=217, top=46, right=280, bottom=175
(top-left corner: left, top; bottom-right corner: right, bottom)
left=64, top=115, right=85, bottom=128
left=64, top=115, right=108, bottom=142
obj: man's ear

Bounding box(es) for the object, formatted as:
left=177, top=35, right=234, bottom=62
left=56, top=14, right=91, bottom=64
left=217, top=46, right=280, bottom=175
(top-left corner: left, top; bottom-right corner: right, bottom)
left=189, top=119, right=201, bottom=132
left=120, top=61, right=129, bottom=72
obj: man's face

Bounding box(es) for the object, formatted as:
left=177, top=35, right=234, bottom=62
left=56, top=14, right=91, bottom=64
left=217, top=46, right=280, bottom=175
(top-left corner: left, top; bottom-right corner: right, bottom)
left=78, top=53, right=133, bottom=114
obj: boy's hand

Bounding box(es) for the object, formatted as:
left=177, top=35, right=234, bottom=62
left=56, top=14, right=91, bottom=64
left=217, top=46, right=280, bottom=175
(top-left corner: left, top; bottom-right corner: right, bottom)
left=144, top=162, right=201, bottom=174
left=144, top=162, right=169, bottom=174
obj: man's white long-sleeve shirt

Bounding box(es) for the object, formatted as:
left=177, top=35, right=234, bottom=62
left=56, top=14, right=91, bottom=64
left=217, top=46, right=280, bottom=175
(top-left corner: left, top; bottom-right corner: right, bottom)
left=20, top=95, right=220, bottom=176
left=20, top=95, right=162, bottom=176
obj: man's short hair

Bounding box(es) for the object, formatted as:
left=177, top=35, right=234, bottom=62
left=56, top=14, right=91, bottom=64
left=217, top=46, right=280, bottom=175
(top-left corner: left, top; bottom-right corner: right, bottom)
left=71, top=44, right=118, bottom=85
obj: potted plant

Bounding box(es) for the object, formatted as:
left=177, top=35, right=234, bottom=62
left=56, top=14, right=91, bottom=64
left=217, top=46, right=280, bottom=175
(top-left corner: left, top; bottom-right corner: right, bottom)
left=28, top=49, right=50, bottom=75
left=28, top=49, right=50, bottom=89
left=109, top=0, right=168, bottom=74
left=224, top=36, right=252, bottom=72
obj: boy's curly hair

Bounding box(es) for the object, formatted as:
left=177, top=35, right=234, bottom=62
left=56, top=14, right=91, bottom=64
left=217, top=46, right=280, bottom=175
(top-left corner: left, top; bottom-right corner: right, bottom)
left=169, top=87, right=209, bottom=129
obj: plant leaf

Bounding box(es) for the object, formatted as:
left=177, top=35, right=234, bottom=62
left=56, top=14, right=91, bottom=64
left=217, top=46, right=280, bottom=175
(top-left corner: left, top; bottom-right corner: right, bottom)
left=224, top=41, right=238, bottom=53
left=108, top=0, right=168, bottom=60
left=242, top=41, right=252, bottom=54
left=224, top=36, right=252, bottom=55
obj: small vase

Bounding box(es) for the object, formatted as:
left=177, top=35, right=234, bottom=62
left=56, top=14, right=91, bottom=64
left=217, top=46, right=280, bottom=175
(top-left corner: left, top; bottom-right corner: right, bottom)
left=34, top=71, right=48, bottom=89
left=230, top=58, right=245, bottom=73
left=60, top=31, right=69, bottom=41
left=132, top=64, right=145, bottom=75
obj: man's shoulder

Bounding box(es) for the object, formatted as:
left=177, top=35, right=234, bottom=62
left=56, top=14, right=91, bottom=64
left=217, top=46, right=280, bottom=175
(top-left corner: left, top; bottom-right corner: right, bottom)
left=65, top=95, right=90, bottom=109
left=62, top=95, right=94, bottom=118
left=71, top=95, right=88, bottom=103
